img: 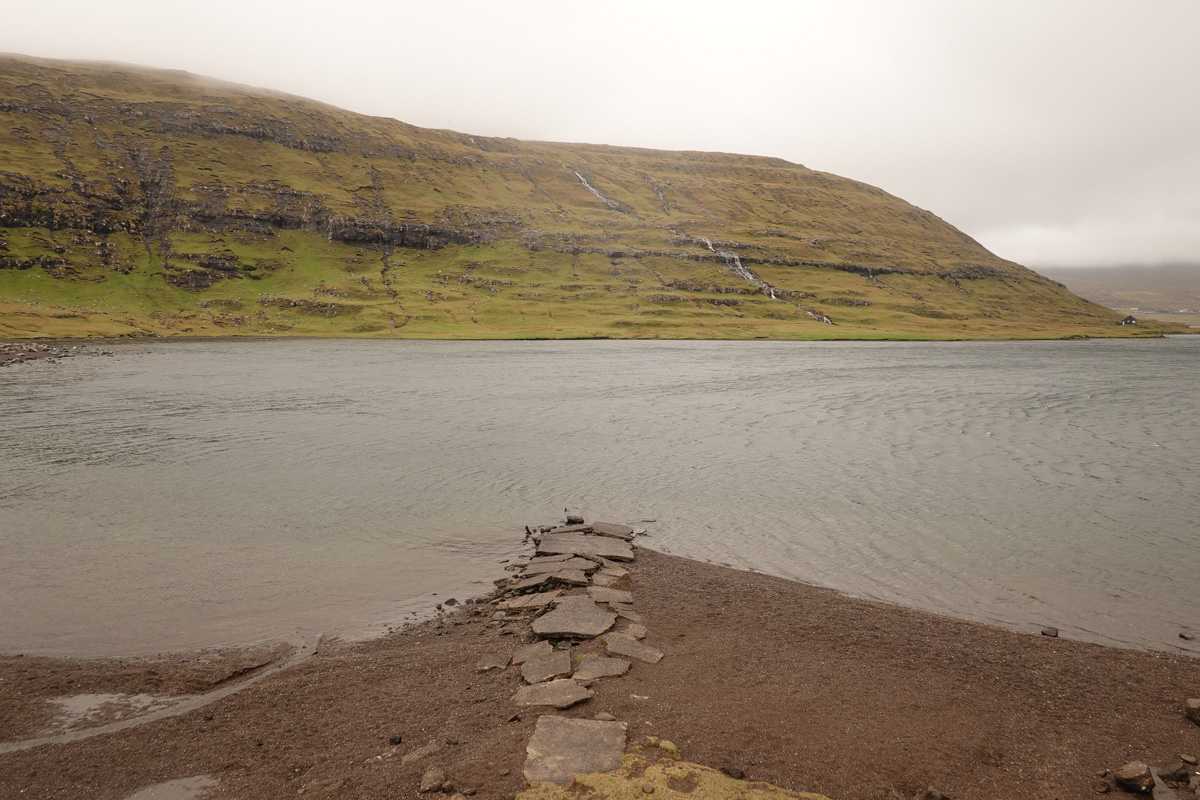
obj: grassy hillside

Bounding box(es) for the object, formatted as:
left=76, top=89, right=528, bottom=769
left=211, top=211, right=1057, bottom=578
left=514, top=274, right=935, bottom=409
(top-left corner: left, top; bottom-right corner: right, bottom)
left=0, top=54, right=1180, bottom=340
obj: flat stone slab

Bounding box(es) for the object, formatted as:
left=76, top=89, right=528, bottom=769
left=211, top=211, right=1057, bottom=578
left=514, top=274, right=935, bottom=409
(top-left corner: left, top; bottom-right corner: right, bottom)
left=549, top=568, right=591, bottom=586
left=622, top=623, right=648, bottom=639
left=522, top=649, right=574, bottom=684
left=512, top=568, right=590, bottom=592
left=527, top=553, right=575, bottom=564
left=603, top=633, right=663, bottom=663
left=523, top=716, right=627, bottom=784
left=590, top=522, right=635, bottom=541
left=513, top=640, right=554, bottom=665
left=587, top=586, right=634, bottom=605
left=500, top=590, right=562, bottom=610
left=611, top=605, right=642, bottom=623
left=475, top=653, right=511, bottom=672
left=523, top=557, right=598, bottom=575
left=531, top=596, right=617, bottom=639
left=512, top=573, right=557, bottom=593
left=512, top=679, right=591, bottom=709
left=535, top=533, right=634, bottom=562
left=546, top=523, right=593, bottom=534
left=572, top=656, right=631, bottom=684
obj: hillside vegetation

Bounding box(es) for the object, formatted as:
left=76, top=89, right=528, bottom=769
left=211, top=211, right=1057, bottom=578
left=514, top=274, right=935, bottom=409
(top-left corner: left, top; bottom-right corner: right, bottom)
left=0, top=55, right=1178, bottom=340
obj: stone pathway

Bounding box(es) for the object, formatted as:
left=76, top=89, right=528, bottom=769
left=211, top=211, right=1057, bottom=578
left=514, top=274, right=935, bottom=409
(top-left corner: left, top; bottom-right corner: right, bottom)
left=474, top=518, right=659, bottom=787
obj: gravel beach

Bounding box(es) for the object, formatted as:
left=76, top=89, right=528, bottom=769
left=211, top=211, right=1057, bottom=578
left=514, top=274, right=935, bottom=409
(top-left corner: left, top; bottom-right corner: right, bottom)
left=2, top=548, right=1199, bottom=800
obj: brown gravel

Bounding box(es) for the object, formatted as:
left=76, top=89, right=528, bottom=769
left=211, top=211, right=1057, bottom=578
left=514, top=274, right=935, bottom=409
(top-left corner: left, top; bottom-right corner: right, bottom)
left=2, top=548, right=1199, bottom=800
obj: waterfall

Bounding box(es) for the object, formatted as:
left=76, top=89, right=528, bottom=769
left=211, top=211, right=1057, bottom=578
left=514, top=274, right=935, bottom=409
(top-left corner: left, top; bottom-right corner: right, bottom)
left=725, top=253, right=758, bottom=285
left=694, top=235, right=783, bottom=300
left=572, top=171, right=610, bottom=205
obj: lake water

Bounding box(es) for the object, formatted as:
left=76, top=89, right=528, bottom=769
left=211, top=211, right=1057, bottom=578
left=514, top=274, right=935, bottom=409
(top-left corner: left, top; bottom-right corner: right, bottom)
left=1, top=337, right=1197, bottom=657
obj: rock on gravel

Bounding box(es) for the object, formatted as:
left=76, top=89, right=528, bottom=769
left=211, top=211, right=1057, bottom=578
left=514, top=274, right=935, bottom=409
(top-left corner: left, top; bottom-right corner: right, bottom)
left=522, top=715, right=627, bottom=784
left=512, top=679, right=591, bottom=709
left=531, top=597, right=616, bottom=639
left=1113, top=762, right=1154, bottom=793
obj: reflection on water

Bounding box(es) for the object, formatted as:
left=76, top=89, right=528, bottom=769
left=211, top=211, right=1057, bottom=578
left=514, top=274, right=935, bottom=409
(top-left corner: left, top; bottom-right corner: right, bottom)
left=1, top=337, right=1197, bottom=656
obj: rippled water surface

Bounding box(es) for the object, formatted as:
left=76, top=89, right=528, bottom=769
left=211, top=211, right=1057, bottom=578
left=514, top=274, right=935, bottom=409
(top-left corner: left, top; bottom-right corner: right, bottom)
left=1, top=337, right=1197, bottom=656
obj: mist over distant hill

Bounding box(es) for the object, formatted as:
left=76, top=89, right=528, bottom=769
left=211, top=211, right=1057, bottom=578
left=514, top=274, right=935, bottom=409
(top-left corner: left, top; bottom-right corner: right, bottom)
left=1037, top=264, right=1200, bottom=313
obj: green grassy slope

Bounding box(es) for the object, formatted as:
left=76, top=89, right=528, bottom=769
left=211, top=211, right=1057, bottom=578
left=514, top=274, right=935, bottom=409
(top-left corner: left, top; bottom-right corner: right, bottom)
left=0, top=54, right=1180, bottom=340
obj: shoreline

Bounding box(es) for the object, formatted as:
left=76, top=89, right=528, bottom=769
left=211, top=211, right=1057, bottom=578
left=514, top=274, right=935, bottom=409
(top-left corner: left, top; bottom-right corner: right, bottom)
left=2, top=546, right=1199, bottom=800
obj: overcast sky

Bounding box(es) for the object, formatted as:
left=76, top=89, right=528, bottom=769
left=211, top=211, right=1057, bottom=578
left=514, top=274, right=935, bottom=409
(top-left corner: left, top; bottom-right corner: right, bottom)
left=4, top=0, right=1198, bottom=269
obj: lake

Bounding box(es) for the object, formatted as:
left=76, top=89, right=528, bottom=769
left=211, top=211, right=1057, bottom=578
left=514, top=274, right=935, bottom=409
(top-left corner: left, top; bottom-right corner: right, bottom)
left=1, top=337, right=1197, bottom=656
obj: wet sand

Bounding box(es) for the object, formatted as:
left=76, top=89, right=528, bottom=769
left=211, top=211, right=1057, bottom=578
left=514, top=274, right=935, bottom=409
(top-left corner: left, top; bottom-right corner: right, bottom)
left=2, top=548, right=1199, bottom=800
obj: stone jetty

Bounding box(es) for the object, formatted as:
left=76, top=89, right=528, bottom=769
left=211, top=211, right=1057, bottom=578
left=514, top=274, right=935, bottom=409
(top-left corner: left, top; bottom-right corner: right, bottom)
left=468, top=518, right=670, bottom=789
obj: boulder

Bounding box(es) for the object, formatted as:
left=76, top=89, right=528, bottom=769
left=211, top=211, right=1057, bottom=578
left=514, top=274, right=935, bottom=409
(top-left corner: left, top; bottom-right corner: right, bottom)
left=1186, top=698, right=1200, bottom=725
left=523, top=715, right=627, bottom=784
left=1114, top=762, right=1154, bottom=794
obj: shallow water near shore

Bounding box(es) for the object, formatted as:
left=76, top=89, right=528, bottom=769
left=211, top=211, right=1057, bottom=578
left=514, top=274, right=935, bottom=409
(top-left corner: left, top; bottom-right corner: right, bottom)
left=1, top=337, right=1197, bottom=657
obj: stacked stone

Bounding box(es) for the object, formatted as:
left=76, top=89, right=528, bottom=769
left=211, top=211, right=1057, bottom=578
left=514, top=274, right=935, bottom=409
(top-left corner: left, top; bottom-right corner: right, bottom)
left=473, top=519, right=664, bottom=785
